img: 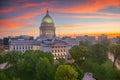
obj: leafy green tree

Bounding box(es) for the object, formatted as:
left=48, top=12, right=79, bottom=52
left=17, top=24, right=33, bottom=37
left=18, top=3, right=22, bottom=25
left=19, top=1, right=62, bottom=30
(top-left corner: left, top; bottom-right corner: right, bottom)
left=106, top=68, right=120, bottom=80
left=0, top=55, right=5, bottom=64
left=18, top=50, right=54, bottom=71
left=88, top=44, right=107, bottom=64
left=12, top=77, right=21, bottom=80
left=0, top=72, right=8, bottom=80
left=108, top=44, right=120, bottom=67
left=69, top=45, right=88, bottom=64
left=4, top=51, right=22, bottom=64
left=82, top=59, right=106, bottom=80
left=100, top=39, right=110, bottom=47
left=101, top=60, right=120, bottom=80
left=17, top=50, right=54, bottom=80
left=3, top=51, right=23, bottom=73
left=71, top=63, right=83, bottom=80
left=55, top=65, right=78, bottom=80
left=36, top=57, right=55, bottom=80
left=0, top=50, right=55, bottom=80
left=19, top=50, right=40, bottom=72
left=82, top=59, right=120, bottom=80
left=58, top=57, right=65, bottom=65
left=82, top=58, right=98, bottom=73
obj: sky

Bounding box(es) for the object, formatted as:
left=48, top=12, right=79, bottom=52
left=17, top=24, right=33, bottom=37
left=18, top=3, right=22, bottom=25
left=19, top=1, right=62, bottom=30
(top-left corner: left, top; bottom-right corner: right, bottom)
left=0, top=0, right=120, bottom=38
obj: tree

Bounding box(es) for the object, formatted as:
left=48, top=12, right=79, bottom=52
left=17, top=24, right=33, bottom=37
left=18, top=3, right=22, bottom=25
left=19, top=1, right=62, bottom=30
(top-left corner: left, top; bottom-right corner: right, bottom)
left=4, top=51, right=22, bottom=64
left=88, top=44, right=107, bottom=64
left=108, top=44, right=120, bottom=67
left=0, top=72, right=8, bottom=80
left=3, top=51, right=23, bottom=73
left=17, top=50, right=54, bottom=79
left=100, top=39, right=110, bottom=48
left=69, top=45, right=88, bottom=64
left=106, top=68, right=120, bottom=80
left=71, top=63, right=83, bottom=80
left=58, top=57, right=65, bottom=65
left=0, top=50, right=55, bottom=80
left=55, top=65, right=78, bottom=80
left=82, top=59, right=120, bottom=80
left=12, top=77, right=21, bottom=80
left=79, top=40, right=90, bottom=47
left=36, top=57, right=55, bottom=80
left=0, top=55, right=4, bottom=64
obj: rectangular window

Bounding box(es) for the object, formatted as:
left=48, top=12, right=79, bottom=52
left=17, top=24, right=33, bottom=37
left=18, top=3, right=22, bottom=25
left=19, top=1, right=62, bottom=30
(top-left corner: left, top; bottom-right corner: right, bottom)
left=52, top=50, right=54, bottom=52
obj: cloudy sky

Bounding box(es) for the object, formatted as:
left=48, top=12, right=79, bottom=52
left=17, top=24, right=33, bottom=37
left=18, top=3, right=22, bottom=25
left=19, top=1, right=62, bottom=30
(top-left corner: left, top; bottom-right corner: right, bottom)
left=0, top=0, right=120, bottom=38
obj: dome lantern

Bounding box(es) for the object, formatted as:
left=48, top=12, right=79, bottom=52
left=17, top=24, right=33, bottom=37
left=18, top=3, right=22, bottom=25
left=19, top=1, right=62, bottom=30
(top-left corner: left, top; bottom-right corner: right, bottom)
left=41, top=10, right=54, bottom=24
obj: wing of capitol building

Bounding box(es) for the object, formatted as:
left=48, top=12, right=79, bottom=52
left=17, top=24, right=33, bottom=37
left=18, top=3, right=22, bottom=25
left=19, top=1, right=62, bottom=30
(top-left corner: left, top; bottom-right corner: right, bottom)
left=9, top=10, right=78, bottom=60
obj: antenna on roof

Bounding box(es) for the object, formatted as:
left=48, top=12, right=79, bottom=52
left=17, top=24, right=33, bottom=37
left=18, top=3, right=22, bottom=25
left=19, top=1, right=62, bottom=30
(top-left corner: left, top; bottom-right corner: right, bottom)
left=59, top=29, right=60, bottom=38
left=46, top=8, right=49, bottom=15
left=58, top=28, right=61, bottom=39
left=74, top=32, right=76, bottom=38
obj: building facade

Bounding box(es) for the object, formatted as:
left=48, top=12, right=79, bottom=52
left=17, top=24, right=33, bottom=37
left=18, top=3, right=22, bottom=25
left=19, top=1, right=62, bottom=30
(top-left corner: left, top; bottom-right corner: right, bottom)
left=76, top=35, right=96, bottom=44
left=110, top=36, right=120, bottom=44
left=98, top=34, right=108, bottom=42
left=9, top=10, right=72, bottom=59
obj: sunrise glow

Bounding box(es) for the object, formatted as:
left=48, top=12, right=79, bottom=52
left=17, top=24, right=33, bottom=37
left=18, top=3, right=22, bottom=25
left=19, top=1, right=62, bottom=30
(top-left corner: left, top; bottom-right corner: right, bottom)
left=0, top=0, right=120, bottom=38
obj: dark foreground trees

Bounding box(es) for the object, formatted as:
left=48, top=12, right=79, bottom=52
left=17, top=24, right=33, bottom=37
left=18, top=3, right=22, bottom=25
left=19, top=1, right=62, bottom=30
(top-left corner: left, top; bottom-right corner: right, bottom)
left=36, top=57, right=54, bottom=80
left=82, top=59, right=120, bottom=80
left=0, top=50, right=55, bottom=80
left=0, top=43, right=120, bottom=80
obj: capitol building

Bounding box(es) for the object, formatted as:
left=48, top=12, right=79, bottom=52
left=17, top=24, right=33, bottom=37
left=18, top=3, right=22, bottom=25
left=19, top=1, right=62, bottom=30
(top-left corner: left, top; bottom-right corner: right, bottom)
left=9, top=10, right=74, bottom=59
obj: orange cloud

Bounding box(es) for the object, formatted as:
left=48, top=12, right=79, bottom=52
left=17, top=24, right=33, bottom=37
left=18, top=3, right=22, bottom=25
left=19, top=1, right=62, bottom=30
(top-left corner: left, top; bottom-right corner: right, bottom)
left=64, top=14, right=120, bottom=19
left=53, top=0, right=120, bottom=13
left=0, top=8, right=47, bottom=30
left=56, top=25, right=85, bottom=29
left=22, top=2, right=49, bottom=8
left=0, top=2, right=49, bottom=13
left=0, top=28, right=39, bottom=38
left=0, top=7, right=15, bottom=13
left=16, top=0, right=29, bottom=2
left=0, top=20, right=36, bottom=29
left=56, top=32, right=120, bottom=38
left=1, top=28, right=119, bottom=38
left=55, top=22, right=120, bottom=37
left=12, top=9, right=45, bottom=21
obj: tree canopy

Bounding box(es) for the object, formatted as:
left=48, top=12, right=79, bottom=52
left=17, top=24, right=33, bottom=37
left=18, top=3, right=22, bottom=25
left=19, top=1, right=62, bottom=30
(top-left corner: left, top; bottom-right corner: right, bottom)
left=0, top=50, right=55, bottom=80
left=55, top=65, right=78, bottom=80
left=69, top=45, right=88, bottom=63
left=88, top=44, right=108, bottom=64
left=36, top=57, right=55, bottom=80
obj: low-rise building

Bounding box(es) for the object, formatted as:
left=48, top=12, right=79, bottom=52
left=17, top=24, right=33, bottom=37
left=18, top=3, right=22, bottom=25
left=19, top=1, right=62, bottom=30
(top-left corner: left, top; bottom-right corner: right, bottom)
left=110, top=36, right=120, bottom=44
left=76, top=35, right=96, bottom=45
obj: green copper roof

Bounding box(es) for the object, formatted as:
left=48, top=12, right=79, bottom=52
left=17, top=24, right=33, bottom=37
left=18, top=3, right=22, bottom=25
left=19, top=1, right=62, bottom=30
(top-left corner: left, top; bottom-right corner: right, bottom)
left=41, top=10, right=54, bottom=24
